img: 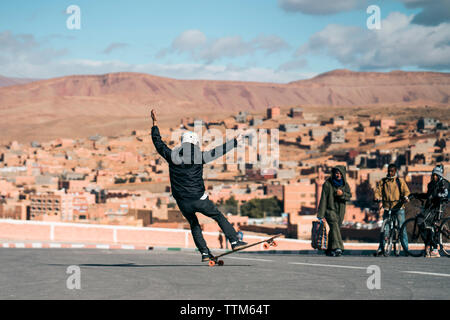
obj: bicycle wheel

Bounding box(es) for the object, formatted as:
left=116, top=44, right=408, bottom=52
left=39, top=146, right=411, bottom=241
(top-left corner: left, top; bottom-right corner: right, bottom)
left=438, top=217, right=450, bottom=257
left=381, top=219, right=393, bottom=256
left=393, top=215, right=402, bottom=257
left=399, top=217, right=426, bottom=257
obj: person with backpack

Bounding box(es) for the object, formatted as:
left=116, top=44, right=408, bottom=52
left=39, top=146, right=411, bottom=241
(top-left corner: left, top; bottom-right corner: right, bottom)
left=150, top=109, right=247, bottom=262
left=373, top=164, right=410, bottom=257
left=412, top=164, right=449, bottom=258
left=317, top=166, right=352, bottom=257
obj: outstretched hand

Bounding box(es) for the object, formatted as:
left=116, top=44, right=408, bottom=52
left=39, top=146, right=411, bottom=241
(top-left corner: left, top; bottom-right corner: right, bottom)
left=151, top=109, right=157, bottom=126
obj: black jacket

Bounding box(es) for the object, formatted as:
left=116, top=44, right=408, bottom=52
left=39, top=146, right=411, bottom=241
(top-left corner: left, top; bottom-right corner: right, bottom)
left=151, top=126, right=237, bottom=201
left=416, top=177, right=449, bottom=209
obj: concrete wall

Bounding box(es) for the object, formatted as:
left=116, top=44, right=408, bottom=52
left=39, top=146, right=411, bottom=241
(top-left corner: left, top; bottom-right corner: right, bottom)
left=0, top=219, right=379, bottom=251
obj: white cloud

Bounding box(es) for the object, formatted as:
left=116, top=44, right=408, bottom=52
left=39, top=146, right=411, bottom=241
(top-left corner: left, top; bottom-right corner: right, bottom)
left=0, top=31, right=68, bottom=68
left=157, top=30, right=290, bottom=62
left=399, top=0, right=450, bottom=26
left=172, top=30, right=207, bottom=52
left=63, top=60, right=315, bottom=83
left=297, top=12, right=450, bottom=70
left=278, top=0, right=450, bottom=26
left=200, top=36, right=254, bottom=62
left=102, top=42, right=129, bottom=54
left=278, top=0, right=367, bottom=15
left=0, top=30, right=310, bottom=83
left=277, top=58, right=308, bottom=71
left=252, top=34, right=291, bottom=55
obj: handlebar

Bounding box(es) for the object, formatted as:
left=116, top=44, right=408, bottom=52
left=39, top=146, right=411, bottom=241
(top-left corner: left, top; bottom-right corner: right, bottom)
left=408, top=193, right=426, bottom=205
left=408, top=193, right=417, bottom=200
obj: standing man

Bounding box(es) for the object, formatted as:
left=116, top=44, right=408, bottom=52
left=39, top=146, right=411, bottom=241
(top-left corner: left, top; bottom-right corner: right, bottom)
left=317, top=166, right=352, bottom=257
left=150, top=109, right=247, bottom=262
left=218, top=233, right=224, bottom=249
left=373, top=164, right=410, bottom=256
left=413, top=164, right=449, bottom=258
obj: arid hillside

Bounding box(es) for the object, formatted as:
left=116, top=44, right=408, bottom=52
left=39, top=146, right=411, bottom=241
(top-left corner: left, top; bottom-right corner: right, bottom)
left=0, top=70, right=448, bottom=142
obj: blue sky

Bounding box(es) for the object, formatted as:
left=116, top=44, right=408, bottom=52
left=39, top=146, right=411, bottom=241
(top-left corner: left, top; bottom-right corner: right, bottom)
left=0, top=0, right=449, bottom=82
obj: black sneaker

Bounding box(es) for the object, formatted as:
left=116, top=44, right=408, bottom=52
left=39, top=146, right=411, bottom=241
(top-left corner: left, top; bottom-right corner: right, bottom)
left=373, top=250, right=383, bottom=257
left=334, top=249, right=343, bottom=257
left=328, top=250, right=337, bottom=257
left=231, top=240, right=248, bottom=250
left=201, top=252, right=214, bottom=262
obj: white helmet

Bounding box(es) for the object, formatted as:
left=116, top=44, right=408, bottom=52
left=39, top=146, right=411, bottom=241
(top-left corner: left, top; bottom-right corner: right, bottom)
left=181, top=131, right=199, bottom=145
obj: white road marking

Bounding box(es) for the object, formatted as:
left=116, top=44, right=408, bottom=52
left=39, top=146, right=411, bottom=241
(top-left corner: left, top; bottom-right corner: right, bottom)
left=71, top=244, right=85, bottom=248
left=291, top=262, right=450, bottom=278
left=402, top=271, right=450, bottom=278
left=289, top=262, right=367, bottom=270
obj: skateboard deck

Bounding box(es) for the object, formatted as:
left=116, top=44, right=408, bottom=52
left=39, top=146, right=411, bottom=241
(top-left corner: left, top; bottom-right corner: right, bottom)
left=208, top=234, right=283, bottom=267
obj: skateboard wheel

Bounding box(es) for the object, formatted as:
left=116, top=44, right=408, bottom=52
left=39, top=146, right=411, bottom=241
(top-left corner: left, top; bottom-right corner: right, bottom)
left=272, top=241, right=278, bottom=247
left=208, top=260, right=216, bottom=267
left=218, top=260, right=224, bottom=266
left=263, top=243, right=270, bottom=250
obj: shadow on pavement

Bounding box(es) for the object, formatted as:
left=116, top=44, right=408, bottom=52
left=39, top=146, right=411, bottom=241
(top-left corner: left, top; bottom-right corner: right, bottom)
left=47, top=263, right=252, bottom=268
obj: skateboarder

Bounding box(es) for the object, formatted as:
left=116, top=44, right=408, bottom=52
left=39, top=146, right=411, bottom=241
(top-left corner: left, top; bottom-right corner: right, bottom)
left=150, top=109, right=247, bottom=261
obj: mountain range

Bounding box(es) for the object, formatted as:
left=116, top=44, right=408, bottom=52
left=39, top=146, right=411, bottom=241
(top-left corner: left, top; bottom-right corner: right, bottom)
left=0, top=69, right=449, bottom=142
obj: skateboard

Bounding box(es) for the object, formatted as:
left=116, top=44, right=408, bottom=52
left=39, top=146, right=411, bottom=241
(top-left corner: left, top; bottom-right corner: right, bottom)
left=208, top=234, right=283, bottom=267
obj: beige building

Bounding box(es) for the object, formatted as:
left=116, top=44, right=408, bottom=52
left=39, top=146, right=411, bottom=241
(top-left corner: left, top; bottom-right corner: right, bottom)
left=30, top=193, right=74, bottom=221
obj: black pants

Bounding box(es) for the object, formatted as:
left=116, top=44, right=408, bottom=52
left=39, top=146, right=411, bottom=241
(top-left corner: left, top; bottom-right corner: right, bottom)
left=176, top=197, right=238, bottom=253
left=417, top=209, right=438, bottom=249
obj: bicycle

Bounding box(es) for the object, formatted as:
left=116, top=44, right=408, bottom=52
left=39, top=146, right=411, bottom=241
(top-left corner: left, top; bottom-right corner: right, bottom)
left=399, top=196, right=450, bottom=257
left=379, top=208, right=402, bottom=257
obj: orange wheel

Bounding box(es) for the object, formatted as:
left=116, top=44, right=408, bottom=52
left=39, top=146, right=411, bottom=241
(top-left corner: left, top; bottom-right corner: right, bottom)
left=208, top=260, right=216, bottom=267
left=218, top=260, right=224, bottom=266
left=272, top=241, right=278, bottom=247
left=263, top=243, right=270, bottom=250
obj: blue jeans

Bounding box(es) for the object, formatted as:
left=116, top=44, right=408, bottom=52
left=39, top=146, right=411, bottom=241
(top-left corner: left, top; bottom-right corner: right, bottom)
left=379, top=208, right=408, bottom=251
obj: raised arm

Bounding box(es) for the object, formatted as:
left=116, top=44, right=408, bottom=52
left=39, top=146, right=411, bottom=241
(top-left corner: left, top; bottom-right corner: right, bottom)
left=150, top=109, right=172, bottom=162
left=202, top=137, right=238, bottom=164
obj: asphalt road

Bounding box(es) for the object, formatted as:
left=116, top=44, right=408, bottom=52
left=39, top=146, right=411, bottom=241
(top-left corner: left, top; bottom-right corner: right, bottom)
left=0, top=248, right=449, bottom=300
